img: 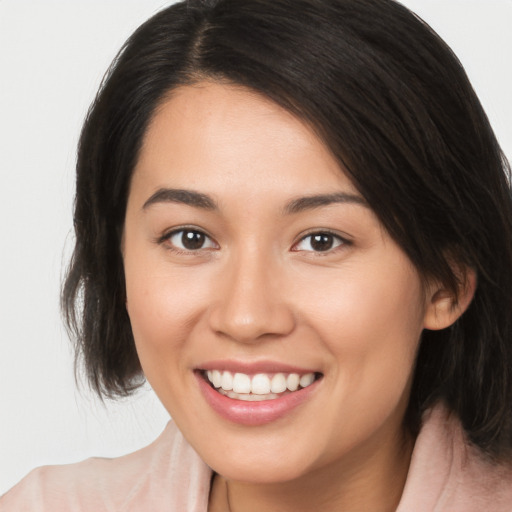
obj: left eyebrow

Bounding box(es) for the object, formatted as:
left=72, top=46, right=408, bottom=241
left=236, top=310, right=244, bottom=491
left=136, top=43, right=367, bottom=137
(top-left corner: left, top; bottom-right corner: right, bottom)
left=283, top=193, right=368, bottom=215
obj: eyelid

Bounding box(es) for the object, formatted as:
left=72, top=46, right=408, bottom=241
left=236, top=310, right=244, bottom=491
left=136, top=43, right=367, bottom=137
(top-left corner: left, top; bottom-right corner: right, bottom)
left=156, top=226, right=219, bottom=252
left=291, top=229, right=352, bottom=253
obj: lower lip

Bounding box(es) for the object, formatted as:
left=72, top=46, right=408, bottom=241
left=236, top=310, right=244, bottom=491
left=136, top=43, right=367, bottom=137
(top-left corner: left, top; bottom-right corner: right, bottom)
left=195, top=372, right=320, bottom=426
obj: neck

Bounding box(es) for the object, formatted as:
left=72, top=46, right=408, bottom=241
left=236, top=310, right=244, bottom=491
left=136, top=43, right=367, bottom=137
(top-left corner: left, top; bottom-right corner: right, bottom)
left=209, top=423, right=414, bottom=512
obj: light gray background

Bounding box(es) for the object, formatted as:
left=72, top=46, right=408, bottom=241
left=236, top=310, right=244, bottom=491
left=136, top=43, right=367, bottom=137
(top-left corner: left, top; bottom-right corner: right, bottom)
left=1, top=0, right=511, bottom=495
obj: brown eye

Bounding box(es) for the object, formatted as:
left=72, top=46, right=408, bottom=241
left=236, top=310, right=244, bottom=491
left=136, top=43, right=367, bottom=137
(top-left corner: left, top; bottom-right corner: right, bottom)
left=182, top=231, right=205, bottom=250
left=294, top=232, right=346, bottom=253
left=310, top=234, right=334, bottom=251
left=167, top=229, right=217, bottom=251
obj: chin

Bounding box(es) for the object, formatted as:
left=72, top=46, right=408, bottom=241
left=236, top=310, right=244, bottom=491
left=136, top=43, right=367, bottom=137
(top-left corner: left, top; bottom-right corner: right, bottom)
left=211, top=456, right=314, bottom=484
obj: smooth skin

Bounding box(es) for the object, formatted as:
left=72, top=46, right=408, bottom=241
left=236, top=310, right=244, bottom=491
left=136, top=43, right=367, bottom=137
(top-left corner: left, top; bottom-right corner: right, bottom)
left=123, top=82, right=475, bottom=512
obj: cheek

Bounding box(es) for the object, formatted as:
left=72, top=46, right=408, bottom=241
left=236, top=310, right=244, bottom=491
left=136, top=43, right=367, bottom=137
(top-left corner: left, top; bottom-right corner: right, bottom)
left=286, top=263, right=425, bottom=456
left=126, top=276, right=207, bottom=349
left=292, top=259, right=425, bottom=396
left=123, top=260, right=217, bottom=424
left=123, top=242, right=210, bottom=370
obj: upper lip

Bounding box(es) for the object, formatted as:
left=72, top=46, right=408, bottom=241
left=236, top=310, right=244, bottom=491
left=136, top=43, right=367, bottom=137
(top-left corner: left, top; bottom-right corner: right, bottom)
left=196, top=359, right=320, bottom=375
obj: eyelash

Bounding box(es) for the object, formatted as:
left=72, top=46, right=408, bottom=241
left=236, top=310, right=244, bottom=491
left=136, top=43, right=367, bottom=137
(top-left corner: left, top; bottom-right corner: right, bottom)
left=157, top=228, right=351, bottom=255
left=157, top=227, right=218, bottom=255
left=292, top=230, right=351, bottom=255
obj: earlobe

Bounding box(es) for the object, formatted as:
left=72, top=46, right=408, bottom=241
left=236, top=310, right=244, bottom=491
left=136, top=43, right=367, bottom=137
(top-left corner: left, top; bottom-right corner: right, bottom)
left=423, top=268, right=477, bottom=331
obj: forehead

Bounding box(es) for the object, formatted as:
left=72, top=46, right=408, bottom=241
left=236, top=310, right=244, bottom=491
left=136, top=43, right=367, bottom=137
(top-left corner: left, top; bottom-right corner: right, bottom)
left=131, top=81, right=359, bottom=206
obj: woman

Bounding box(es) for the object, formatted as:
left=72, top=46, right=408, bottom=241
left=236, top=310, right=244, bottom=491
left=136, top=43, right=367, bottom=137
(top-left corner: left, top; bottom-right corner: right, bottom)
left=3, top=0, right=512, bottom=510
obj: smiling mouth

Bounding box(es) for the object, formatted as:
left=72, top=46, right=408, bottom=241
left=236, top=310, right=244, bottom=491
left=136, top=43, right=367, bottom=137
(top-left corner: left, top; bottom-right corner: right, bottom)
left=201, top=370, right=322, bottom=401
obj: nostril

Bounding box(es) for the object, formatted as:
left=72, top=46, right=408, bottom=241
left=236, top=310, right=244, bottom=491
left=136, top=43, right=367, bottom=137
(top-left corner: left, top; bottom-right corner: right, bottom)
left=208, top=305, right=296, bottom=344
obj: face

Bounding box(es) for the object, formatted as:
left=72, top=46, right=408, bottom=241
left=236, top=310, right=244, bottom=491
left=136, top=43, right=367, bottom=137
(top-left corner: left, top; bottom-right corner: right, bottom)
left=123, top=82, right=433, bottom=483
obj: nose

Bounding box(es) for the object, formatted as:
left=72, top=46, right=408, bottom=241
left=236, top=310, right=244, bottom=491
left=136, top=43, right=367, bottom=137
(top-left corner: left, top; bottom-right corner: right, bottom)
left=208, top=250, right=296, bottom=343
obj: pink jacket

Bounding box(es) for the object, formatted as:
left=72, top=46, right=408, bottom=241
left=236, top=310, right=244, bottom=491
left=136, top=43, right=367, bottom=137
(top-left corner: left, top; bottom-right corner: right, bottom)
left=2, top=404, right=512, bottom=511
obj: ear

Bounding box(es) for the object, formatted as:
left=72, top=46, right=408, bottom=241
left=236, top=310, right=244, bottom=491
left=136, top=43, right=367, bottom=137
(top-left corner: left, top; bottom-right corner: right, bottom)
left=423, top=267, right=477, bottom=331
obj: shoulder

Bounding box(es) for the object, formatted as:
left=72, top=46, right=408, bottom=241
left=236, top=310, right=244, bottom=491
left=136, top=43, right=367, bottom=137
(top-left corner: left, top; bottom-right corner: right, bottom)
left=0, top=421, right=212, bottom=512
left=398, top=403, right=512, bottom=512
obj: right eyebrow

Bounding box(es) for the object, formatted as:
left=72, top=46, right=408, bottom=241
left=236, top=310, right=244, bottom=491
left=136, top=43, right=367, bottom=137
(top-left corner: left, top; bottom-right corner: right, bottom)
left=142, top=188, right=218, bottom=211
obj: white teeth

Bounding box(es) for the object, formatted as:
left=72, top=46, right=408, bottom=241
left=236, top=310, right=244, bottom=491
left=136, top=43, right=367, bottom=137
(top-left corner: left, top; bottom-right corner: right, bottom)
left=232, top=373, right=251, bottom=394
left=286, top=373, right=300, bottom=391
left=205, top=370, right=318, bottom=396
left=299, top=373, right=315, bottom=388
left=212, top=370, right=222, bottom=388
left=270, top=373, right=287, bottom=393
left=221, top=371, right=233, bottom=391
left=251, top=373, right=271, bottom=395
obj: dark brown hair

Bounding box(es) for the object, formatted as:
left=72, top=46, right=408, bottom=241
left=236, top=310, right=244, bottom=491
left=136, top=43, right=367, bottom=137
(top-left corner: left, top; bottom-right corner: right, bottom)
left=63, top=0, right=512, bottom=459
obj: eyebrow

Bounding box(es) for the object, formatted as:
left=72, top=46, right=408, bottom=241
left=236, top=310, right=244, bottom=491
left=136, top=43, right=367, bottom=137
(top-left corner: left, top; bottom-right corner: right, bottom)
left=283, top=192, right=367, bottom=214
left=142, top=188, right=218, bottom=210
left=142, top=188, right=367, bottom=214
